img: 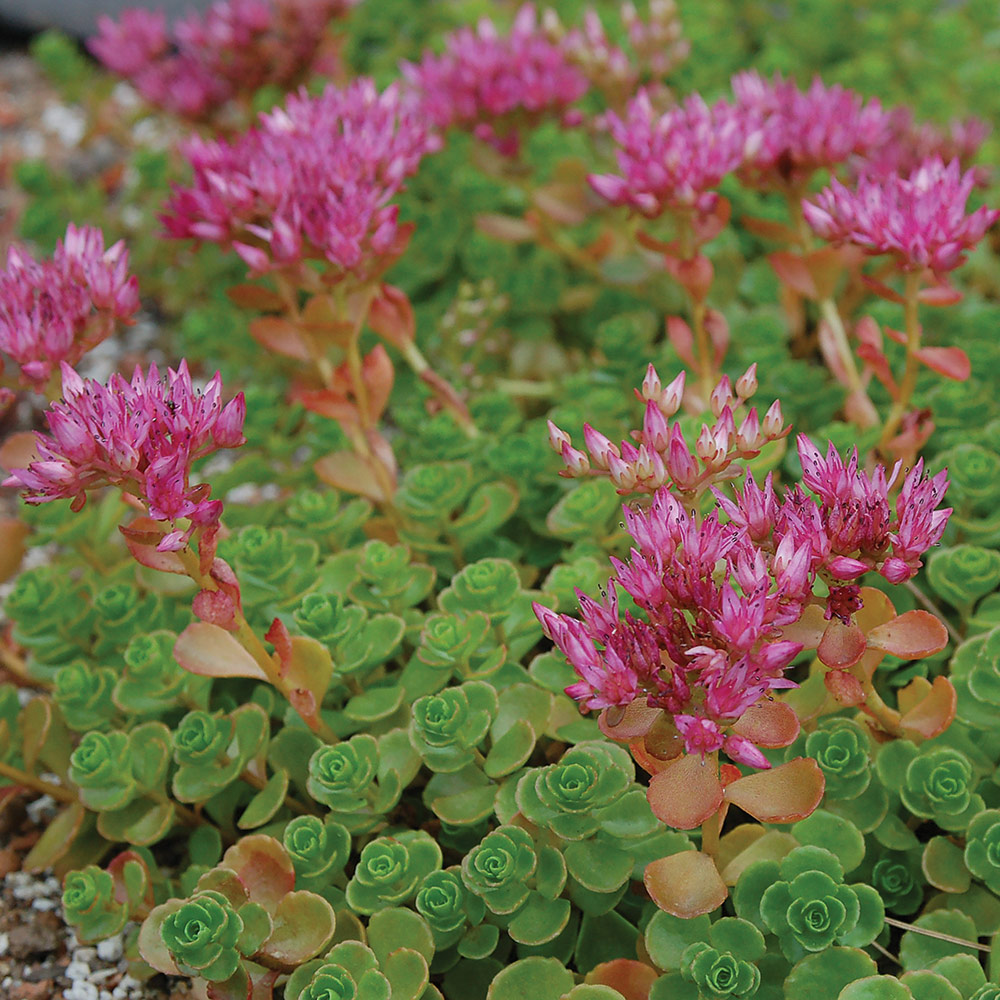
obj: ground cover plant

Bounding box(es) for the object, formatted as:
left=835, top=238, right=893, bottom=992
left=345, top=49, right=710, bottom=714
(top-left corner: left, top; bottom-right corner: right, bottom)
left=2, top=1, right=1000, bottom=999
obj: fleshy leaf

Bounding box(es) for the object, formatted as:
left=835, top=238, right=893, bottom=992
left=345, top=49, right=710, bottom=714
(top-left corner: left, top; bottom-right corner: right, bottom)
left=724, top=757, right=825, bottom=823
left=174, top=623, right=269, bottom=681
left=867, top=612, right=949, bottom=659
left=644, top=851, right=727, bottom=918
left=646, top=754, right=723, bottom=829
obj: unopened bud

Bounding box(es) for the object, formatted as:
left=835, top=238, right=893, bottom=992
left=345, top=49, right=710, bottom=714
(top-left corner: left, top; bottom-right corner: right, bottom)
left=762, top=400, right=785, bottom=440
left=660, top=370, right=686, bottom=416
left=583, top=423, right=620, bottom=470
left=736, top=408, right=762, bottom=454
left=666, top=427, right=698, bottom=488
left=607, top=452, right=638, bottom=491
left=634, top=444, right=667, bottom=487
left=560, top=442, right=591, bottom=476
left=640, top=363, right=662, bottom=402
left=547, top=419, right=572, bottom=454
left=735, top=363, right=758, bottom=400
left=709, top=376, right=733, bottom=418
left=643, top=400, right=670, bottom=452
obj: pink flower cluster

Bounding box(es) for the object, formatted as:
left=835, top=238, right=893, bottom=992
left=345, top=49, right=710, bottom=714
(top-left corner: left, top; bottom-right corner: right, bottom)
left=548, top=365, right=786, bottom=497
left=732, top=71, right=888, bottom=190
left=589, top=91, right=745, bottom=219
left=803, top=158, right=1000, bottom=275
left=4, top=362, right=245, bottom=554
left=0, top=224, right=139, bottom=391
left=162, top=79, right=436, bottom=279
left=402, top=4, right=589, bottom=155
left=536, top=371, right=952, bottom=764
left=89, top=0, right=359, bottom=120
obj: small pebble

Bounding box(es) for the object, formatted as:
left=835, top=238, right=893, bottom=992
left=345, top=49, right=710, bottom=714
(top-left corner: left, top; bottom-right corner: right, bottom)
left=95, top=937, right=123, bottom=963
left=72, top=948, right=97, bottom=964
left=65, top=961, right=91, bottom=981
left=32, top=898, right=57, bottom=911
left=64, top=983, right=100, bottom=1000
left=0, top=931, right=8, bottom=956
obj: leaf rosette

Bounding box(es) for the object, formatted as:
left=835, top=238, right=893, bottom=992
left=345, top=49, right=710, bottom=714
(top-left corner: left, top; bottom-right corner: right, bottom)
left=116, top=630, right=200, bottom=715
left=307, top=734, right=395, bottom=830
left=283, top=816, right=351, bottom=888
left=681, top=942, right=761, bottom=999
left=54, top=661, right=117, bottom=732
left=160, top=889, right=245, bottom=982
left=409, top=681, right=497, bottom=771
left=69, top=730, right=136, bottom=811
left=344, top=830, right=442, bottom=914
left=62, top=866, right=128, bottom=942
left=900, top=746, right=983, bottom=831
left=461, top=825, right=537, bottom=915
left=801, top=719, right=872, bottom=801
left=964, top=808, right=1000, bottom=893
left=415, top=868, right=485, bottom=947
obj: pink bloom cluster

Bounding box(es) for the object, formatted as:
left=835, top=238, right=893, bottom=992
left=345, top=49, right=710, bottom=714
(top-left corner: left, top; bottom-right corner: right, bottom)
left=402, top=4, right=589, bottom=155
left=4, top=362, right=245, bottom=554
left=857, top=107, right=989, bottom=180
left=0, top=224, right=139, bottom=391
left=162, top=79, right=436, bottom=279
left=803, top=158, right=1000, bottom=275
left=590, top=91, right=745, bottom=219
left=548, top=365, right=786, bottom=497
left=732, top=71, right=887, bottom=190
left=89, top=0, right=359, bottom=120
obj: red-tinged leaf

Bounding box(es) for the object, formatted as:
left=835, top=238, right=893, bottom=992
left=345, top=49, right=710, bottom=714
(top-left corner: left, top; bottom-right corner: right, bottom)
left=119, top=519, right=188, bottom=573
left=666, top=315, right=695, bottom=367
left=292, top=387, right=359, bottom=425
left=856, top=587, right=896, bottom=631
left=247, top=965, right=280, bottom=1000
left=769, top=251, right=816, bottom=299
left=666, top=254, right=713, bottom=303
left=362, top=344, right=394, bottom=422
left=644, top=851, right=728, bottom=918
left=207, top=965, right=252, bottom=1000
left=260, top=891, right=335, bottom=965
left=226, top=283, right=284, bottom=312
left=915, top=346, right=971, bottom=381
left=138, top=899, right=184, bottom=975
left=285, top=637, right=334, bottom=703
left=693, top=195, right=731, bottom=244
left=741, top=215, right=800, bottom=243
left=646, top=753, right=723, bottom=829
left=866, top=610, right=949, bottom=659
left=585, top=959, right=659, bottom=1000
left=723, top=757, right=825, bottom=823
left=108, top=850, right=155, bottom=910
left=532, top=182, right=588, bottom=226
left=635, top=230, right=676, bottom=255
left=598, top=702, right=662, bottom=742
left=219, top=835, right=295, bottom=914
left=705, top=308, right=730, bottom=366
left=248, top=317, right=311, bottom=360
left=918, top=283, right=963, bottom=307
left=174, top=623, right=269, bottom=682
left=475, top=212, right=537, bottom=243
left=419, top=368, right=473, bottom=424
left=818, top=319, right=849, bottom=384
left=899, top=675, right=957, bottom=741
left=288, top=689, right=320, bottom=732
left=192, top=589, right=237, bottom=629
left=855, top=315, right=883, bottom=350
left=368, top=284, right=415, bottom=349
left=778, top=602, right=828, bottom=649
left=0, top=517, right=28, bottom=583
left=883, top=326, right=907, bottom=346
left=817, top=621, right=867, bottom=669
left=825, top=668, right=866, bottom=707
left=732, top=701, right=800, bottom=748
left=860, top=274, right=905, bottom=303
left=803, top=247, right=845, bottom=301
left=314, top=451, right=388, bottom=502
left=0, top=431, right=39, bottom=473
left=265, top=619, right=293, bottom=672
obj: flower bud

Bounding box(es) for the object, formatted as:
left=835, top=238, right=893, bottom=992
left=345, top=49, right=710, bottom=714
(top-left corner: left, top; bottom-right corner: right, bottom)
left=736, top=408, right=762, bottom=454
left=607, top=451, right=638, bottom=491
left=762, top=399, right=785, bottom=439
left=547, top=419, right=571, bottom=454
left=642, top=400, right=670, bottom=452
left=735, top=363, right=758, bottom=400
left=709, top=376, right=733, bottom=417
left=583, top=423, right=620, bottom=470
left=560, top=442, right=591, bottom=476
left=640, top=363, right=662, bottom=401
left=660, top=370, right=686, bottom=416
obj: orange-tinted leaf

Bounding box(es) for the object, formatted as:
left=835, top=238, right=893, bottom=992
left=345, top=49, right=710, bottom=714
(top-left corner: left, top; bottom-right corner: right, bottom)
left=666, top=316, right=695, bottom=367
left=533, top=182, right=588, bottom=226
left=314, top=451, right=388, bottom=502
left=368, top=284, right=415, bottom=349
left=803, top=247, right=845, bottom=301
left=293, top=387, right=359, bottom=425
left=174, top=623, right=269, bottom=681
left=585, top=959, right=659, bottom=1000
left=741, top=215, right=799, bottom=243
left=856, top=587, right=896, bottom=632
left=599, top=702, right=662, bottom=742
left=0, top=431, right=39, bottom=473
left=817, top=621, right=867, bottom=669
left=646, top=753, right=723, bottom=829
left=778, top=602, right=827, bottom=649
left=120, top=517, right=186, bottom=574
left=724, top=757, right=825, bottom=823
left=825, top=668, right=866, bottom=706
left=866, top=610, right=948, bottom=659
left=475, top=213, right=537, bottom=243
left=915, top=346, right=970, bottom=381
left=860, top=274, right=904, bottom=303
left=362, top=344, right=394, bottom=422
left=0, top=517, right=28, bottom=583
left=226, top=283, right=284, bottom=312
left=219, top=834, right=295, bottom=914
left=769, top=251, right=816, bottom=298
left=732, top=700, right=800, bottom=748
left=248, top=317, right=310, bottom=360
left=644, top=851, right=728, bottom=918
left=917, top=284, right=963, bottom=307
left=899, top=675, right=956, bottom=741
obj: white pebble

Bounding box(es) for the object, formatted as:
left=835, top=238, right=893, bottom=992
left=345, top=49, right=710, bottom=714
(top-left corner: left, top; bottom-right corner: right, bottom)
left=96, top=936, right=123, bottom=962
left=32, top=897, right=58, bottom=911
left=0, top=932, right=8, bottom=957
left=64, top=983, right=100, bottom=1000
left=65, top=960, right=92, bottom=980
left=73, top=948, right=97, bottom=964
left=40, top=104, right=86, bottom=147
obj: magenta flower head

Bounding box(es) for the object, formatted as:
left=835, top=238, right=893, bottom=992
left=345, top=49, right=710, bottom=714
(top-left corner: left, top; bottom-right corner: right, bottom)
left=4, top=361, right=245, bottom=557
left=0, top=224, right=139, bottom=391
left=401, top=4, right=589, bottom=156
left=589, top=91, right=745, bottom=220
left=803, top=158, right=1000, bottom=275
left=732, top=71, right=888, bottom=191
left=162, top=79, right=436, bottom=280
left=89, top=0, right=360, bottom=120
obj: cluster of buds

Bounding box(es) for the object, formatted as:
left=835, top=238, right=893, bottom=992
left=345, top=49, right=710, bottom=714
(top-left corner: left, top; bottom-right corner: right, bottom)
left=401, top=3, right=589, bottom=156
left=541, top=1, right=689, bottom=109
left=804, top=157, right=1000, bottom=277
left=731, top=71, right=888, bottom=192
left=4, top=361, right=245, bottom=561
left=89, top=0, right=359, bottom=121
left=547, top=365, right=786, bottom=498
left=162, top=79, right=436, bottom=282
left=0, top=224, right=139, bottom=393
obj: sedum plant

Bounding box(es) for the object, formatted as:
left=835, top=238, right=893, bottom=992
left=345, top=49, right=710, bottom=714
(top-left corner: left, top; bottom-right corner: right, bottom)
left=0, top=2, right=999, bottom=1000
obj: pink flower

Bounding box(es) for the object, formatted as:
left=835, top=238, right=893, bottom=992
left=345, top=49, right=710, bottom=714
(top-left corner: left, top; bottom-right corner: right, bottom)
left=402, top=4, right=588, bottom=156
left=0, top=224, right=139, bottom=391
left=89, top=0, right=359, bottom=120
left=4, top=361, right=244, bottom=555
left=732, top=71, right=888, bottom=190
left=162, top=79, right=436, bottom=280
left=803, top=158, right=999, bottom=275
left=589, top=91, right=745, bottom=219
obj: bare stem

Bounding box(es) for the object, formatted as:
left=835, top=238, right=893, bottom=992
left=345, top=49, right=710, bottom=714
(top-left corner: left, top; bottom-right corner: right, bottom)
left=818, top=298, right=879, bottom=428
left=883, top=916, right=990, bottom=952
left=0, top=761, right=77, bottom=804
left=878, top=272, right=922, bottom=451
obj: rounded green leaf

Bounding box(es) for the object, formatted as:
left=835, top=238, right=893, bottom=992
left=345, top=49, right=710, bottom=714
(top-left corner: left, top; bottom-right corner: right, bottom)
left=486, top=957, right=575, bottom=1000
left=837, top=976, right=913, bottom=1000
left=783, top=948, right=877, bottom=1000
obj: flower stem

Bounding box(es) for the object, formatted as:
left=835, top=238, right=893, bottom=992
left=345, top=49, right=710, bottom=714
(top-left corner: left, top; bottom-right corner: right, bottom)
left=859, top=681, right=902, bottom=737
left=818, top=297, right=879, bottom=428
left=878, top=272, right=922, bottom=451
left=0, top=761, right=77, bottom=804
